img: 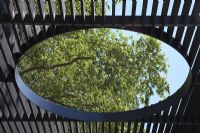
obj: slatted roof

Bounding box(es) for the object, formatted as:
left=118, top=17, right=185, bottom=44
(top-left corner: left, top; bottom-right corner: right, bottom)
left=1, top=0, right=200, bottom=132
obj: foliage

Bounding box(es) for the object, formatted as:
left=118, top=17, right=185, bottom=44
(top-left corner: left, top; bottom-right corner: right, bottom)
left=18, top=28, right=169, bottom=112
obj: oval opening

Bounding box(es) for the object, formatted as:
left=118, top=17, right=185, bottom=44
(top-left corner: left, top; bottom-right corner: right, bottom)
left=17, top=28, right=189, bottom=112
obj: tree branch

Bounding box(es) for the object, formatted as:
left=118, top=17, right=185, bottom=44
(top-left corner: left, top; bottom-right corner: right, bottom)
left=20, top=56, right=94, bottom=75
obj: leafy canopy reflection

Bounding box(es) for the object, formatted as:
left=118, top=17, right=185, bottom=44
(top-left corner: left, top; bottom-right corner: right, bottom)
left=18, top=28, right=169, bottom=112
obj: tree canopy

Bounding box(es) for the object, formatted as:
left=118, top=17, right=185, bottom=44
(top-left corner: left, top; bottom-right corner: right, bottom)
left=18, top=28, right=169, bottom=112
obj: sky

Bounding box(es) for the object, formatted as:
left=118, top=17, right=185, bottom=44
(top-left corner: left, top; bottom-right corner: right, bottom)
left=106, top=0, right=190, bottom=106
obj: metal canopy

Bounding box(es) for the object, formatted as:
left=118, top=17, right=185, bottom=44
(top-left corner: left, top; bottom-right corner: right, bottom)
left=0, top=0, right=200, bottom=132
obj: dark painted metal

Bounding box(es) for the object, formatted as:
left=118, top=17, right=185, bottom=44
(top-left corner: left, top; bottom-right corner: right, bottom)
left=1, top=0, right=200, bottom=132
left=2, top=15, right=200, bottom=26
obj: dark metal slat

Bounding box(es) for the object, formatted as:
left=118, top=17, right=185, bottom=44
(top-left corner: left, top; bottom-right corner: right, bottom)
left=191, top=1, right=200, bottom=18
left=3, top=0, right=15, bottom=19
left=102, top=122, right=104, bottom=133
left=112, top=0, right=115, bottom=25
left=157, top=109, right=170, bottom=133
left=133, top=121, right=138, bottom=133
left=59, top=121, right=66, bottom=133
left=37, top=0, right=46, bottom=19
left=19, top=93, right=33, bottom=119
left=0, top=92, right=21, bottom=133
left=151, top=115, right=159, bottom=133
left=48, top=0, right=56, bottom=19
left=91, top=0, right=95, bottom=24
left=70, top=0, right=76, bottom=24
left=16, top=122, right=26, bottom=133
left=11, top=122, right=21, bottom=133
left=58, top=0, right=66, bottom=21
left=63, top=121, right=69, bottom=133
left=121, top=122, right=124, bottom=133
left=22, top=122, right=33, bottom=133
left=4, top=25, right=20, bottom=56
left=89, top=122, right=92, bottom=133
left=82, top=121, right=86, bottom=133
left=2, top=24, right=15, bottom=54
left=142, top=0, right=148, bottom=16
left=189, top=27, right=200, bottom=65
left=145, top=122, right=151, bottom=133
left=0, top=24, right=25, bottom=54
left=191, top=49, right=200, bottom=75
left=0, top=43, right=10, bottom=77
left=24, top=0, right=36, bottom=19
left=75, top=121, right=80, bottom=133
left=43, top=122, right=51, bottom=133
left=164, top=102, right=180, bottom=133
left=122, top=0, right=126, bottom=25
left=3, top=0, right=21, bottom=50
left=69, top=121, right=74, bottom=133
left=12, top=0, right=33, bottom=47
left=170, top=99, right=191, bottom=133
left=55, top=120, right=60, bottom=133
left=12, top=79, right=32, bottom=117
left=37, top=0, right=47, bottom=33
left=102, top=0, right=105, bottom=23
left=184, top=1, right=200, bottom=59
left=167, top=0, right=181, bottom=37
left=55, top=116, right=64, bottom=131
left=13, top=0, right=26, bottom=20
left=175, top=1, right=192, bottom=48
left=161, top=0, right=170, bottom=15
left=2, top=83, right=23, bottom=118
left=81, top=0, right=85, bottom=23
left=21, top=25, right=30, bottom=46
left=174, top=89, right=191, bottom=119
left=181, top=26, right=195, bottom=54
left=131, top=0, right=136, bottom=23
left=142, top=0, right=148, bottom=25
left=0, top=109, right=19, bottom=133
left=151, top=0, right=158, bottom=16
left=108, top=122, right=111, bottom=133
left=50, top=121, right=57, bottom=133
left=0, top=121, right=6, bottom=133
left=187, top=1, right=200, bottom=64
left=1, top=83, right=33, bottom=133
left=37, top=107, right=47, bottom=133
left=114, top=122, right=118, bottom=133
left=160, top=0, right=170, bottom=31
left=7, top=83, right=32, bottom=127
left=151, top=0, right=158, bottom=26
left=139, top=122, right=144, bottom=133
left=24, top=0, right=39, bottom=39
left=46, top=112, right=53, bottom=133
left=181, top=0, right=192, bottom=16
left=95, top=122, right=98, bottom=133
left=10, top=24, right=21, bottom=52
left=0, top=51, right=9, bottom=80
left=127, top=122, right=132, bottom=133
left=35, top=122, right=44, bottom=133
left=2, top=121, right=14, bottom=133
left=28, top=101, right=40, bottom=133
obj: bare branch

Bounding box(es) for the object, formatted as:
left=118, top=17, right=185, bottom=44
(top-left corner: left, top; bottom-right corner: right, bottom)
left=20, top=56, right=94, bottom=75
